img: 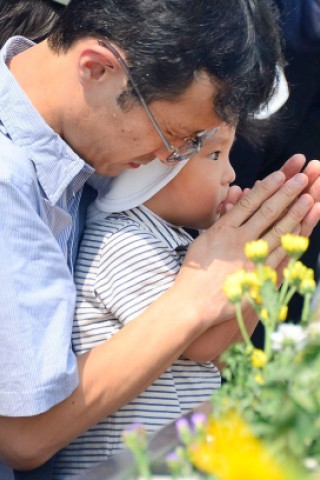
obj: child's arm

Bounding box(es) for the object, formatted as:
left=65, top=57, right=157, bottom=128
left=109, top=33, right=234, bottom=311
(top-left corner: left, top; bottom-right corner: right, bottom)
left=93, top=218, right=248, bottom=366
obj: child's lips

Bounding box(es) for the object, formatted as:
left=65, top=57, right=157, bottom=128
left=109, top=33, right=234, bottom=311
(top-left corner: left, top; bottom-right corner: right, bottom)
left=216, top=202, right=223, bottom=216
left=216, top=197, right=228, bottom=216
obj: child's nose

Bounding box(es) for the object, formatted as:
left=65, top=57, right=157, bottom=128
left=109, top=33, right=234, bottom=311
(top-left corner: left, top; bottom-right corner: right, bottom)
left=224, top=162, right=236, bottom=185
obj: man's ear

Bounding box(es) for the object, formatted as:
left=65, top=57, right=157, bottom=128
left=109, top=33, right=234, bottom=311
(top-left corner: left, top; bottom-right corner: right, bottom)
left=78, top=44, right=121, bottom=83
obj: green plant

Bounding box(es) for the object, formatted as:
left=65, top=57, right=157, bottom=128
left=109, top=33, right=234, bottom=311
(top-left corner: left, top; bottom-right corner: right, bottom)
left=123, top=235, right=320, bottom=479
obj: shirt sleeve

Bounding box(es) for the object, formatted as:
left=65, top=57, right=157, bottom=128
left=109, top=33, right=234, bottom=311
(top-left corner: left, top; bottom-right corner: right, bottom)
left=94, top=224, right=183, bottom=324
left=0, top=177, right=79, bottom=416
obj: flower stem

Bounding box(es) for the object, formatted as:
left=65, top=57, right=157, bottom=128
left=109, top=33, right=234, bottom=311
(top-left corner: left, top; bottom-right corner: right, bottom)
left=301, top=293, right=311, bottom=326
left=235, top=303, right=253, bottom=348
left=264, top=325, right=272, bottom=358
left=279, top=258, right=294, bottom=304
left=283, top=286, right=297, bottom=306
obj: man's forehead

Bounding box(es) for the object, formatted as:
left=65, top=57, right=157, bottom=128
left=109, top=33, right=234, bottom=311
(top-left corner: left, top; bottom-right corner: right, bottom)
left=159, top=76, right=220, bottom=135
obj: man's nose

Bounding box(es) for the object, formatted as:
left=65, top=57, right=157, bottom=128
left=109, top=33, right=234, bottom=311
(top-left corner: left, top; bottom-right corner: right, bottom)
left=153, top=146, right=176, bottom=166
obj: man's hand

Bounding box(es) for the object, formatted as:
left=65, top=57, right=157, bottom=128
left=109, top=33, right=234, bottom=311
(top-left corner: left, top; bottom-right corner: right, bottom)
left=181, top=163, right=320, bottom=362
left=178, top=168, right=320, bottom=331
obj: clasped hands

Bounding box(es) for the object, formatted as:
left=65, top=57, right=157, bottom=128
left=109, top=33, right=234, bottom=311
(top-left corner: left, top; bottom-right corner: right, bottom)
left=222, top=154, right=320, bottom=266
left=179, top=154, right=320, bottom=331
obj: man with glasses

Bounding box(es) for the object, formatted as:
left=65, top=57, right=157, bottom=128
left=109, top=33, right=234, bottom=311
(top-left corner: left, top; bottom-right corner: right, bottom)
left=1, top=1, right=320, bottom=479
left=97, top=39, right=220, bottom=164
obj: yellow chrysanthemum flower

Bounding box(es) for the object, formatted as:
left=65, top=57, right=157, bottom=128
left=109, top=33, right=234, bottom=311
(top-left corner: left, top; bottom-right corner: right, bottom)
left=278, top=305, right=288, bottom=322
left=299, top=278, right=316, bottom=295
left=254, top=373, right=265, bottom=385
left=190, top=412, right=287, bottom=479
left=283, top=261, right=307, bottom=284
left=260, top=308, right=269, bottom=322
left=223, top=270, right=246, bottom=303
left=250, top=285, right=263, bottom=304
left=281, top=234, right=309, bottom=258
left=260, top=265, right=277, bottom=285
left=244, top=239, right=269, bottom=263
left=241, top=271, right=259, bottom=291
left=252, top=348, right=268, bottom=368
left=304, top=268, right=315, bottom=280
left=249, top=267, right=277, bottom=306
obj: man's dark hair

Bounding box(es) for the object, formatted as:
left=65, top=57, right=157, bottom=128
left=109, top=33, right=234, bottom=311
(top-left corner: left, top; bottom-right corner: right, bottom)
left=0, top=0, right=64, bottom=46
left=49, top=0, right=283, bottom=131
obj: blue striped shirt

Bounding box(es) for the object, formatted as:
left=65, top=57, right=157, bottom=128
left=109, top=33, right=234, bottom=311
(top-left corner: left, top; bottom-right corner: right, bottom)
left=0, top=37, right=94, bottom=478
left=53, top=205, right=221, bottom=478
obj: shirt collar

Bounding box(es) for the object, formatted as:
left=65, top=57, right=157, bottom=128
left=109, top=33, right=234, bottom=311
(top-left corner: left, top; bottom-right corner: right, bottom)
left=0, top=36, right=94, bottom=204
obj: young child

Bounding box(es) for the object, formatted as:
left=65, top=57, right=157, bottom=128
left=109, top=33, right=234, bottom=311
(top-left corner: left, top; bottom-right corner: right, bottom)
left=53, top=124, right=237, bottom=477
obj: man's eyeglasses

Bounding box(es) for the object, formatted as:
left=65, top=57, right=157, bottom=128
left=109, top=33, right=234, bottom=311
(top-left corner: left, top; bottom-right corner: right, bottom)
left=98, top=38, right=219, bottom=162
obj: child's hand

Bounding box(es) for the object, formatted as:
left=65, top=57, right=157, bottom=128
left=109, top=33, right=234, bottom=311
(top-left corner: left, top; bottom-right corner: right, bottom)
left=177, top=168, right=320, bottom=331
left=181, top=158, right=320, bottom=362
left=219, top=185, right=243, bottom=214
left=222, top=154, right=320, bottom=232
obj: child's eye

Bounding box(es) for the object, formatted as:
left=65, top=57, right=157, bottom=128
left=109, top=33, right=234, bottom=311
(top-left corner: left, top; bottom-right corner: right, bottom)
left=208, top=151, right=220, bottom=161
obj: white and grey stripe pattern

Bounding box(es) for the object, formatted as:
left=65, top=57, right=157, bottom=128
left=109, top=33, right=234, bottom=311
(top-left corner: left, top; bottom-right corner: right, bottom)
left=53, top=206, right=220, bottom=479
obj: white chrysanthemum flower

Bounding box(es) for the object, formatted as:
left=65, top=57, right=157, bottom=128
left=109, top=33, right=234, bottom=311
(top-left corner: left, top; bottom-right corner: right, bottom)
left=304, top=457, right=319, bottom=471
left=271, top=323, right=307, bottom=351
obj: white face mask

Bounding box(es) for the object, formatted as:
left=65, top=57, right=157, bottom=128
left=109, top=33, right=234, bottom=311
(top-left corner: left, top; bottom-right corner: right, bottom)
left=93, top=158, right=188, bottom=215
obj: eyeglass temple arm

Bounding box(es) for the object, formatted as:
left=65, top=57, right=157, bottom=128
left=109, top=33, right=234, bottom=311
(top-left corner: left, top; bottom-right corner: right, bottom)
left=98, top=39, right=173, bottom=153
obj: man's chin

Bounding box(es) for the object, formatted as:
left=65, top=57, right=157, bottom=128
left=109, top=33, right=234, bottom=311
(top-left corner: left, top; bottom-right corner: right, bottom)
left=96, top=162, right=133, bottom=176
